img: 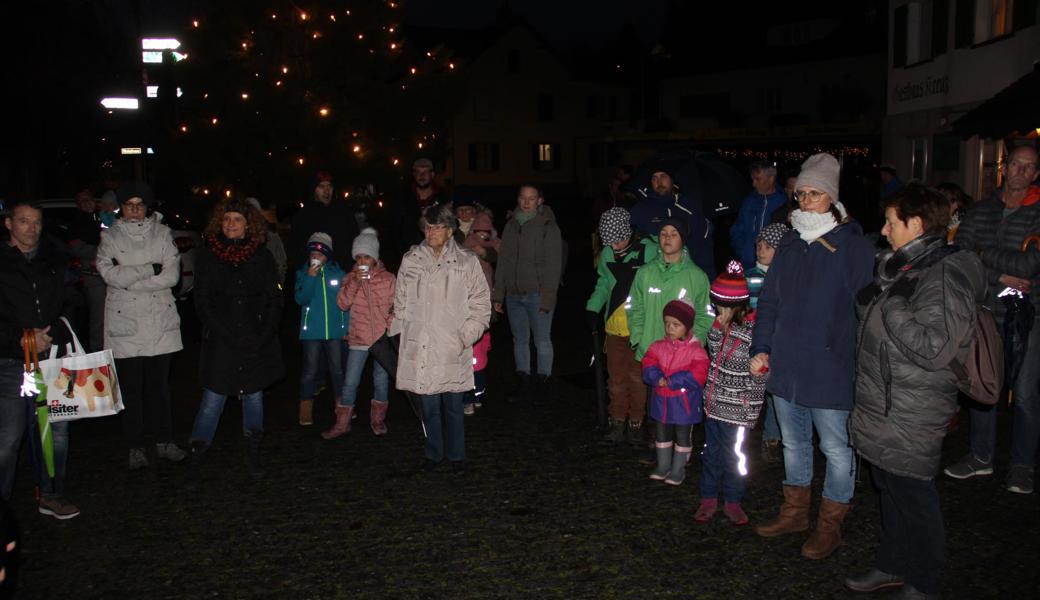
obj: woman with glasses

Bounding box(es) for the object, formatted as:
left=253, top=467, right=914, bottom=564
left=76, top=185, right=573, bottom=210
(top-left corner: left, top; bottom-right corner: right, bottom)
left=97, top=182, right=186, bottom=471
left=748, top=153, right=875, bottom=559
left=392, top=203, right=491, bottom=472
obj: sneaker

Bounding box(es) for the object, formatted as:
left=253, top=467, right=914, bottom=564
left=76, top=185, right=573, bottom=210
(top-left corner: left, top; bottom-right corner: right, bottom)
left=1007, top=464, right=1035, bottom=494
left=129, top=447, right=149, bottom=471
left=463, top=403, right=476, bottom=416
left=943, top=454, right=993, bottom=479
left=38, top=496, right=80, bottom=520
left=156, top=442, right=187, bottom=463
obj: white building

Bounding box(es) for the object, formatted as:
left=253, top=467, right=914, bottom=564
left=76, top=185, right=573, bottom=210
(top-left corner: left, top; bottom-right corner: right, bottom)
left=884, top=0, right=1040, bottom=199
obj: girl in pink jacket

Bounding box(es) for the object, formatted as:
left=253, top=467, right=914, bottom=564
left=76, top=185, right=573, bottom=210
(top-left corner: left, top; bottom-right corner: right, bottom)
left=322, top=228, right=397, bottom=439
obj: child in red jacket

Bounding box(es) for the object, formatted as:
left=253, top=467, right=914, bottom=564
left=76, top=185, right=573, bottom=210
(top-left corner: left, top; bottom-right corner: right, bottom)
left=642, top=298, right=710, bottom=485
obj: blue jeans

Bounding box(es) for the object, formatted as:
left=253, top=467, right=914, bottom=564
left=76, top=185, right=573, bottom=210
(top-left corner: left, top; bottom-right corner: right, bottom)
left=190, top=388, right=264, bottom=444
left=773, top=395, right=856, bottom=503
left=299, top=339, right=344, bottom=399
left=505, top=293, right=554, bottom=376
left=970, top=315, right=1040, bottom=466
left=762, top=393, right=781, bottom=442
left=340, top=348, right=389, bottom=406
left=420, top=392, right=465, bottom=462
left=0, top=359, right=69, bottom=500
left=700, top=419, right=748, bottom=503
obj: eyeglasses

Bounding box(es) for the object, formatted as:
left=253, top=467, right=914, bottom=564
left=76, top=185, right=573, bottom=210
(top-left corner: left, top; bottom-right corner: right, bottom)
left=123, top=201, right=146, bottom=210
left=795, top=189, right=827, bottom=203
left=424, top=223, right=447, bottom=232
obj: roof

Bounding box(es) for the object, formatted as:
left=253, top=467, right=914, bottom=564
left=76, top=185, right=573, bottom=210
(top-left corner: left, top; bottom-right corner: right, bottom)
left=952, top=63, right=1040, bottom=139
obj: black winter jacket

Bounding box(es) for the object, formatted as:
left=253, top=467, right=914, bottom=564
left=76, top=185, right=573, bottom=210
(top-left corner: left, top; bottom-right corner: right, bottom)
left=194, top=239, right=285, bottom=395
left=851, top=236, right=985, bottom=480
left=0, top=240, right=73, bottom=360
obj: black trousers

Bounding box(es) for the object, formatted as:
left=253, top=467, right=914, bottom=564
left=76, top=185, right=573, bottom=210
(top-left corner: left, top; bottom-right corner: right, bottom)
left=116, top=354, right=175, bottom=448
left=653, top=421, right=693, bottom=447
left=872, top=464, right=945, bottom=595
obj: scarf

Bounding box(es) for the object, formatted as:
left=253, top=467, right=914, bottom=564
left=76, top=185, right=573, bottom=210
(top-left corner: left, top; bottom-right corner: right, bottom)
left=755, top=261, right=769, bottom=273
left=790, top=209, right=838, bottom=241
left=515, top=210, right=536, bottom=226
left=205, top=233, right=262, bottom=266
left=458, top=219, right=473, bottom=235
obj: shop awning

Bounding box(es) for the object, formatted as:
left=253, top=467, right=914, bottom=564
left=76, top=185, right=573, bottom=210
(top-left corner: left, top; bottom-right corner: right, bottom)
left=952, top=63, right=1040, bottom=139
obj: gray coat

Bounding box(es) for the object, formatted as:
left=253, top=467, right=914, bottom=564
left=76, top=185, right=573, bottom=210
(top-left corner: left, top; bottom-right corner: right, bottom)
left=851, top=237, right=985, bottom=480
left=493, top=205, right=562, bottom=312
left=391, top=238, right=491, bottom=395
left=96, top=214, right=183, bottom=359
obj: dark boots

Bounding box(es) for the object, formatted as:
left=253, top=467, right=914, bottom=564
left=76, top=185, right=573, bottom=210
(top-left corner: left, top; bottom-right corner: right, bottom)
left=602, top=418, right=627, bottom=445
left=508, top=372, right=531, bottom=403
left=185, top=440, right=209, bottom=490
left=244, top=429, right=265, bottom=481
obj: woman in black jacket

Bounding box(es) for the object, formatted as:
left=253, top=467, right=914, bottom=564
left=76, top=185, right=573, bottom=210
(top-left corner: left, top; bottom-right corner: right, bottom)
left=188, top=198, right=284, bottom=482
left=846, top=184, right=985, bottom=599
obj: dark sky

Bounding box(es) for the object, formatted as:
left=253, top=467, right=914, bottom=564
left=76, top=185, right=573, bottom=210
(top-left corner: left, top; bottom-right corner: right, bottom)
left=405, top=0, right=670, bottom=49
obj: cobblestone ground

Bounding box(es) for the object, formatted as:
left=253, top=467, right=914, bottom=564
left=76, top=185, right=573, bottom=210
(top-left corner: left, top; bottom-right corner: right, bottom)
left=5, top=291, right=1039, bottom=599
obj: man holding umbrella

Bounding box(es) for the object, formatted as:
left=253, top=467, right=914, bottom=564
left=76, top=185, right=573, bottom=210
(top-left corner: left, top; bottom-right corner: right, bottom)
left=947, top=144, right=1040, bottom=495
left=630, top=162, right=716, bottom=278
left=0, top=200, right=79, bottom=519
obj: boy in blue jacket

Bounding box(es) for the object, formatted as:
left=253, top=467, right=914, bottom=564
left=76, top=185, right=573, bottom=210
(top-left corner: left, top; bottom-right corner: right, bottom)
left=294, top=232, right=350, bottom=425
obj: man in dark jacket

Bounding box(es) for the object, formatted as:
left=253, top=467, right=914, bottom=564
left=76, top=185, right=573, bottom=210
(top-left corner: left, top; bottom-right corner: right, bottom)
left=946, top=144, right=1040, bottom=495
left=0, top=200, right=79, bottom=519
left=392, top=158, right=449, bottom=260
left=730, top=161, right=788, bottom=268
left=630, top=164, right=716, bottom=278
left=289, top=171, right=359, bottom=270
left=847, top=184, right=985, bottom=598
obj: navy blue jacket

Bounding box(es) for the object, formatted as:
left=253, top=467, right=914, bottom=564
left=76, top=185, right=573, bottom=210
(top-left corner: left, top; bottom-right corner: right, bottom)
left=730, top=186, right=788, bottom=268
left=750, top=221, right=875, bottom=410
left=630, top=188, right=716, bottom=278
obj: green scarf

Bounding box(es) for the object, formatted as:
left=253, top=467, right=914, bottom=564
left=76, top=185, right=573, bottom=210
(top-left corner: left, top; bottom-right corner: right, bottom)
left=515, top=210, right=536, bottom=226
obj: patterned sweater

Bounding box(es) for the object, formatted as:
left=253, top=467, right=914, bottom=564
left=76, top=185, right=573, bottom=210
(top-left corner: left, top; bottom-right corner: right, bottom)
left=704, top=316, right=767, bottom=427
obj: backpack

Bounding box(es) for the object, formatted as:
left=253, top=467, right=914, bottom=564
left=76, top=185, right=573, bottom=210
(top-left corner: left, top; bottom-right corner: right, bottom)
left=950, top=306, right=1004, bottom=405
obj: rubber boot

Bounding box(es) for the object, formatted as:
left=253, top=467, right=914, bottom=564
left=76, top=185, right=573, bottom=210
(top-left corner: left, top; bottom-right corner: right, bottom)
left=801, top=499, right=852, bottom=560
left=244, top=429, right=265, bottom=481
left=298, top=399, right=314, bottom=426
left=321, top=405, right=354, bottom=440
left=664, top=445, right=692, bottom=485
left=370, top=400, right=389, bottom=436
left=649, top=441, right=673, bottom=480
left=754, top=485, right=811, bottom=537
left=601, top=418, right=626, bottom=445
left=185, top=440, right=208, bottom=491
left=508, top=372, right=531, bottom=403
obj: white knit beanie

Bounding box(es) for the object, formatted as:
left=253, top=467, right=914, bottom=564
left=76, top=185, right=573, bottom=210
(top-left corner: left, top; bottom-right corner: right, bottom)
left=351, top=227, right=380, bottom=260
left=795, top=153, right=841, bottom=205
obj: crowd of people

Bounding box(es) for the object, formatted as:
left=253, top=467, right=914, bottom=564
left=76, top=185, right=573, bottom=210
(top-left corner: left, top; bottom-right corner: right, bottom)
left=1, top=144, right=1039, bottom=598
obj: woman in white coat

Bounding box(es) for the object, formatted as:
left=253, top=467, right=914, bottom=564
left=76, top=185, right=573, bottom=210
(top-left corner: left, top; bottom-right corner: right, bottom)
left=96, top=182, right=186, bottom=470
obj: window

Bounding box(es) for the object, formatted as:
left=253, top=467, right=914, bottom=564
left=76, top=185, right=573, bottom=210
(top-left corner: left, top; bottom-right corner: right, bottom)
left=678, top=93, right=730, bottom=119
left=532, top=143, right=561, bottom=171
left=932, top=133, right=961, bottom=172
left=960, top=0, right=1016, bottom=44
left=894, top=1, right=948, bottom=67
left=976, top=0, right=1014, bottom=41
left=954, top=0, right=975, bottom=47
left=507, top=49, right=520, bottom=73
left=754, top=88, right=783, bottom=113
left=1014, top=0, right=1039, bottom=30
left=894, top=4, right=909, bottom=66
left=537, top=93, right=554, bottom=121
left=468, top=143, right=500, bottom=172
left=911, top=137, right=928, bottom=180
left=588, top=143, right=608, bottom=169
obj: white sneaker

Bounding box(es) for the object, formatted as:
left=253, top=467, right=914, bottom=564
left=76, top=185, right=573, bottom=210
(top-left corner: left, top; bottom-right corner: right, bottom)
left=156, top=442, right=187, bottom=463
left=463, top=404, right=476, bottom=416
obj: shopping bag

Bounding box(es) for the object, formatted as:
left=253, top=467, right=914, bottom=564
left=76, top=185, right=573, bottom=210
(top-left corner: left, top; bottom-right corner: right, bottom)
left=37, top=318, right=123, bottom=423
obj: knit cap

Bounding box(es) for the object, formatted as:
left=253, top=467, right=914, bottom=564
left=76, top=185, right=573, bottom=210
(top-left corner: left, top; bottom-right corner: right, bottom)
left=307, top=232, right=334, bottom=259
left=352, top=227, right=380, bottom=260
left=710, top=261, right=751, bottom=307
left=115, top=181, right=156, bottom=207
left=663, top=298, right=696, bottom=332
left=795, top=153, right=841, bottom=204
left=659, top=216, right=688, bottom=243
left=598, top=207, right=632, bottom=246
left=756, top=222, right=790, bottom=249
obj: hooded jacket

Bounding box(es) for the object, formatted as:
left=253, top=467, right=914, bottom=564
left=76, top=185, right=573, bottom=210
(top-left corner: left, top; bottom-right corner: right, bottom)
left=851, top=236, right=985, bottom=479
left=642, top=331, right=709, bottom=425
left=493, top=205, right=562, bottom=312
left=585, top=237, right=658, bottom=337
left=750, top=221, right=875, bottom=410
left=0, top=239, right=74, bottom=360
left=630, top=188, right=716, bottom=278
left=294, top=261, right=350, bottom=341
left=96, top=214, right=183, bottom=359
left=336, top=261, right=395, bottom=348
left=730, top=186, right=788, bottom=268
left=391, top=238, right=491, bottom=395
left=628, top=250, right=713, bottom=360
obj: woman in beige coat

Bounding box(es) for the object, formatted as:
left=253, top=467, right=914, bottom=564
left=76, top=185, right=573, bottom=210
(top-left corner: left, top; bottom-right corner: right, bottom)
left=392, top=203, right=491, bottom=472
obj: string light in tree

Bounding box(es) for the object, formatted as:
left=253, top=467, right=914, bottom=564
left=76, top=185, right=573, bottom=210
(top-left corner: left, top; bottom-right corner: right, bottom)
left=211, top=117, right=219, bottom=125
left=192, top=20, right=199, bottom=28
left=318, top=107, right=330, bottom=117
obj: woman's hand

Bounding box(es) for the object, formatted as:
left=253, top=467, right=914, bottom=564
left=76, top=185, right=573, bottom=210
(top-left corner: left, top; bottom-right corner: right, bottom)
left=749, top=353, right=770, bottom=375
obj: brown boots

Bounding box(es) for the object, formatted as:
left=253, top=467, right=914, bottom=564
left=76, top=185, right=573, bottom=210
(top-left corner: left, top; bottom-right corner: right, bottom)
left=755, top=486, right=850, bottom=560
left=755, top=485, right=811, bottom=537
left=299, top=399, right=314, bottom=425
left=800, top=499, right=851, bottom=560
left=370, top=400, right=389, bottom=435
left=321, top=405, right=354, bottom=439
